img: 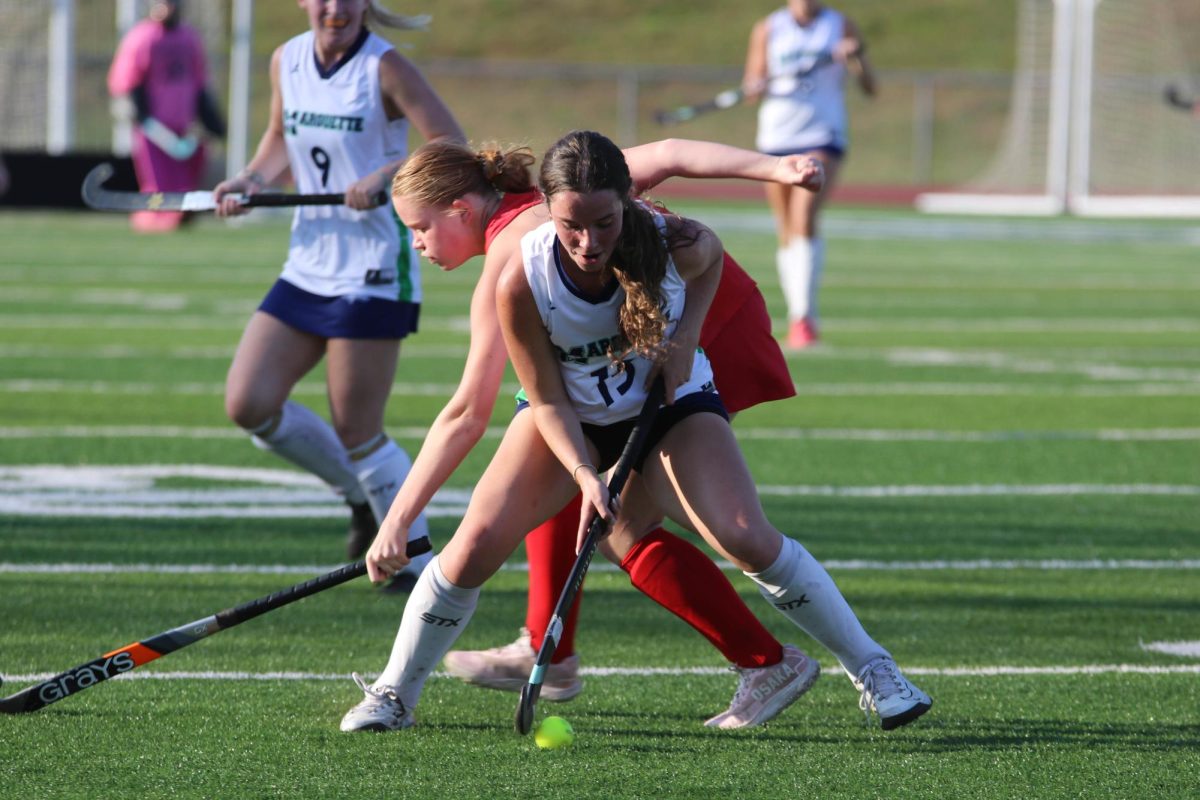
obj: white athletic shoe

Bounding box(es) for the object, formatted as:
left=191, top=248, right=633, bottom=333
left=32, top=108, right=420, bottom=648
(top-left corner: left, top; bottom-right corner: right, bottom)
left=851, top=657, right=932, bottom=730
left=704, top=644, right=821, bottom=729
left=339, top=672, right=414, bottom=732
left=345, top=501, right=377, bottom=560
left=442, top=628, right=583, bottom=701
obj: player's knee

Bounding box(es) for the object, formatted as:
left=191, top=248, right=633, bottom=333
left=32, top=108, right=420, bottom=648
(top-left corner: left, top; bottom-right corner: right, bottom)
left=224, top=389, right=275, bottom=432
left=712, top=518, right=780, bottom=571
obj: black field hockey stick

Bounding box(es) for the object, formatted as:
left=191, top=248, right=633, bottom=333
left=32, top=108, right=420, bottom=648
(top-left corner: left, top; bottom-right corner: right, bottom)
left=0, top=536, right=431, bottom=714
left=80, top=163, right=386, bottom=213
left=1164, top=84, right=1197, bottom=113
left=515, top=377, right=666, bottom=735
left=653, top=53, right=835, bottom=126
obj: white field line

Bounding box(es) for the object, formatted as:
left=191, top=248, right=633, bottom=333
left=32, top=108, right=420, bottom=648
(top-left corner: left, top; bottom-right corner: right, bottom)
left=4, top=378, right=1200, bottom=397
left=827, top=318, right=1200, bottom=334
left=695, top=209, right=1200, bottom=246
left=1143, top=641, right=1200, bottom=657
left=0, top=343, right=468, bottom=360
left=0, top=314, right=473, bottom=333
left=870, top=347, right=1200, bottom=383
left=5, top=342, right=1194, bottom=374
left=2, top=313, right=1199, bottom=335
left=1, top=465, right=1197, bottom=518
left=757, top=484, right=1200, bottom=498
left=3, top=664, right=1198, bottom=685
left=4, top=426, right=1200, bottom=443
left=4, top=558, right=1200, bottom=576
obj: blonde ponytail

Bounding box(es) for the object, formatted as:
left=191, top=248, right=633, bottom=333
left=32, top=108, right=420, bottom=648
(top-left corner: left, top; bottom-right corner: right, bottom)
left=366, top=1, right=430, bottom=31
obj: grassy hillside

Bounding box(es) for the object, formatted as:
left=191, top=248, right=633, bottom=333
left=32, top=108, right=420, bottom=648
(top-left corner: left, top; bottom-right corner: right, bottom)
left=252, top=1, right=1018, bottom=71
left=240, top=1, right=1023, bottom=189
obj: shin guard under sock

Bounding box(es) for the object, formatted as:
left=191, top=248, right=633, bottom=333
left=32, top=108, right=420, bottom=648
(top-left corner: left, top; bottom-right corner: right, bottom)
left=376, top=556, right=479, bottom=708
left=622, top=529, right=783, bottom=668
left=249, top=400, right=365, bottom=504
left=745, top=536, right=888, bottom=676
left=524, top=495, right=584, bottom=662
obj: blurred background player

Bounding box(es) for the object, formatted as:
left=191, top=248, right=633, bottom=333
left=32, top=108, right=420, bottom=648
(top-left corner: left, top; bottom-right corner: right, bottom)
left=743, top=0, right=876, bottom=348
left=213, top=0, right=463, bottom=589
left=107, top=0, right=226, bottom=233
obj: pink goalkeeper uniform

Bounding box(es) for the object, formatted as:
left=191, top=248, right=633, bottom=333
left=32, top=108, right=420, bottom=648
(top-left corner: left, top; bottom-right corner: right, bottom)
left=107, top=19, right=208, bottom=197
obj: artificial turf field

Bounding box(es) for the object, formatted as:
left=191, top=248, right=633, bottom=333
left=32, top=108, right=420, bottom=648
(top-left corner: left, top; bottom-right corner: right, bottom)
left=1, top=207, right=1198, bottom=798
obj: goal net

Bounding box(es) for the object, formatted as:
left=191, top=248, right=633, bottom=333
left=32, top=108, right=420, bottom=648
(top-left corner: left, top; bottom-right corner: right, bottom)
left=0, top=0, right=229, bottom=155
left=917, top=0, right=1200, bottom=217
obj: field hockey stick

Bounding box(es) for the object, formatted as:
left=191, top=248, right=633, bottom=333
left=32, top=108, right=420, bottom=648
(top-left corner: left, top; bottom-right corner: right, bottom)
left=1163, top=84, right=1197, bottom=113
left=81, top=163, right=386, bottom=213
left=653, top=53, right=835, bottom=126
left=0, top=536, right=432, bottom=714
left=515, top=376, right=666, bottom=735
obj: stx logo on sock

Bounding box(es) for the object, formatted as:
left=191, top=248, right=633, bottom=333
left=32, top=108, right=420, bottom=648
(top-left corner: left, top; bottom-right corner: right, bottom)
left=774, top=594, right=810, bottom=611
left=420, top=613, right=461, bottom=627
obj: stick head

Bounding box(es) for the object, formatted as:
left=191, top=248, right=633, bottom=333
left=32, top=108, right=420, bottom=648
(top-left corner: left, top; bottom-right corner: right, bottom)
left=81, top=163, right=116, bottom=206
left=515, top=683, right=539, bottom=735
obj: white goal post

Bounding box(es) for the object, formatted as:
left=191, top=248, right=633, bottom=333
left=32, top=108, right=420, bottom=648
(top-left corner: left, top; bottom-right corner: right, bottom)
left=917, top=0, right=1200, bottom=218
left=1, top=0, right=253, bottom=177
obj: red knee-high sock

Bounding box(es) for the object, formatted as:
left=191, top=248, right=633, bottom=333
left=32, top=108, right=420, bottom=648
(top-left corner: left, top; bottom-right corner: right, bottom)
left=621, top=528, right=783, bottom=669
left=524, top=494, right=583, bottom=663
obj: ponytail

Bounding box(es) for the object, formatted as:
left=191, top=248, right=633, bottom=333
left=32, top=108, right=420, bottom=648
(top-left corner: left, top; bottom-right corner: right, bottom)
left=393, top=141, right=535, bottom=208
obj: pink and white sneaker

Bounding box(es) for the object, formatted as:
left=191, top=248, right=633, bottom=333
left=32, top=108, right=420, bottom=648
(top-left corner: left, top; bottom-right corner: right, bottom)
left=704, top=644, right=821, bottom=729
left=442, top=628, right=583, bottom=701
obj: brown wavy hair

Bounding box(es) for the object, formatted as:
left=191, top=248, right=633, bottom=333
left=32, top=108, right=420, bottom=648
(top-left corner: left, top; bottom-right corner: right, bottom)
left=539, top=130, right=692, bottom=366
left=392, top=140, right=535, bottom=207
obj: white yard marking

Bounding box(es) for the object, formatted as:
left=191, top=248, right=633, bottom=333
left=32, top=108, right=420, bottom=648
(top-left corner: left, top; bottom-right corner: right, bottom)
left=0, top=343, right=467, bottom=360
left=757, top=484, right=1200, bottom=497
left=4, top=379, right=1200, bottom=397
left=0, top=464, right=470, bottom=519
left=1141, top=641, right=1200, bottom=658
left=4, top=558, right=1199, bottom=575
left=1, top=465, right=1196, bottom=519
left=694, top=209, right=1200, bottom=246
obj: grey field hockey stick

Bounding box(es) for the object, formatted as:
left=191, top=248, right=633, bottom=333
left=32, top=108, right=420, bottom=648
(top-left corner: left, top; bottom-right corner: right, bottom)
left=1164, top=84, right=1197, bottom=113
left=653, top=53, right=835, bottom=125
left=81, top=163, right=386, bottom=213
left=0, top=537, right=431, bottom=714
left=515, top=376, right=666, bottom=735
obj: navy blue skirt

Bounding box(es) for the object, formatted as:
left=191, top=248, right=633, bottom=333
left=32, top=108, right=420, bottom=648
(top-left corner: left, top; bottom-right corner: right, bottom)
left=258, top=278, right=420, bottom=340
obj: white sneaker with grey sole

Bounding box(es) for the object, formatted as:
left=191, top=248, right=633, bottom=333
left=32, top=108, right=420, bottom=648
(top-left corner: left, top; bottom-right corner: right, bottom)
left=339, top=672, right=414, bottom=732
left=851, top=657, right=932, bottom=730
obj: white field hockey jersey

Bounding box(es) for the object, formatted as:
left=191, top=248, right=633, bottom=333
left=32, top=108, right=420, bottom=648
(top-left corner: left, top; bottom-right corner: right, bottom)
left=277, top=30, right=419, bottom=302
left=519, top=213, right=716, bottom=425
left=755, top=7, right=849, bottom=153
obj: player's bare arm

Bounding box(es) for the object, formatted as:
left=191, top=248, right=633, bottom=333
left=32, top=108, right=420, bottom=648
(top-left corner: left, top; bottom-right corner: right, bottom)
left=214, top=47, right=292, bottom=216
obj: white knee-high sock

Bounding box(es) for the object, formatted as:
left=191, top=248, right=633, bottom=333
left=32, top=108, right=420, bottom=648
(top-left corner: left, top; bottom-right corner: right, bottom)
left=376, top=556, right=479, bottom=708
left=351, top=436, right=433, bottom=572
left=250, top=400, right=365, bottom=503
left=350, top=436, right=429, bottom=543
left=745, top=536, right=889, bottom=676
left=780, top=238, right=815, bottom=322
left=807, top=237, right=825, bottom=326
